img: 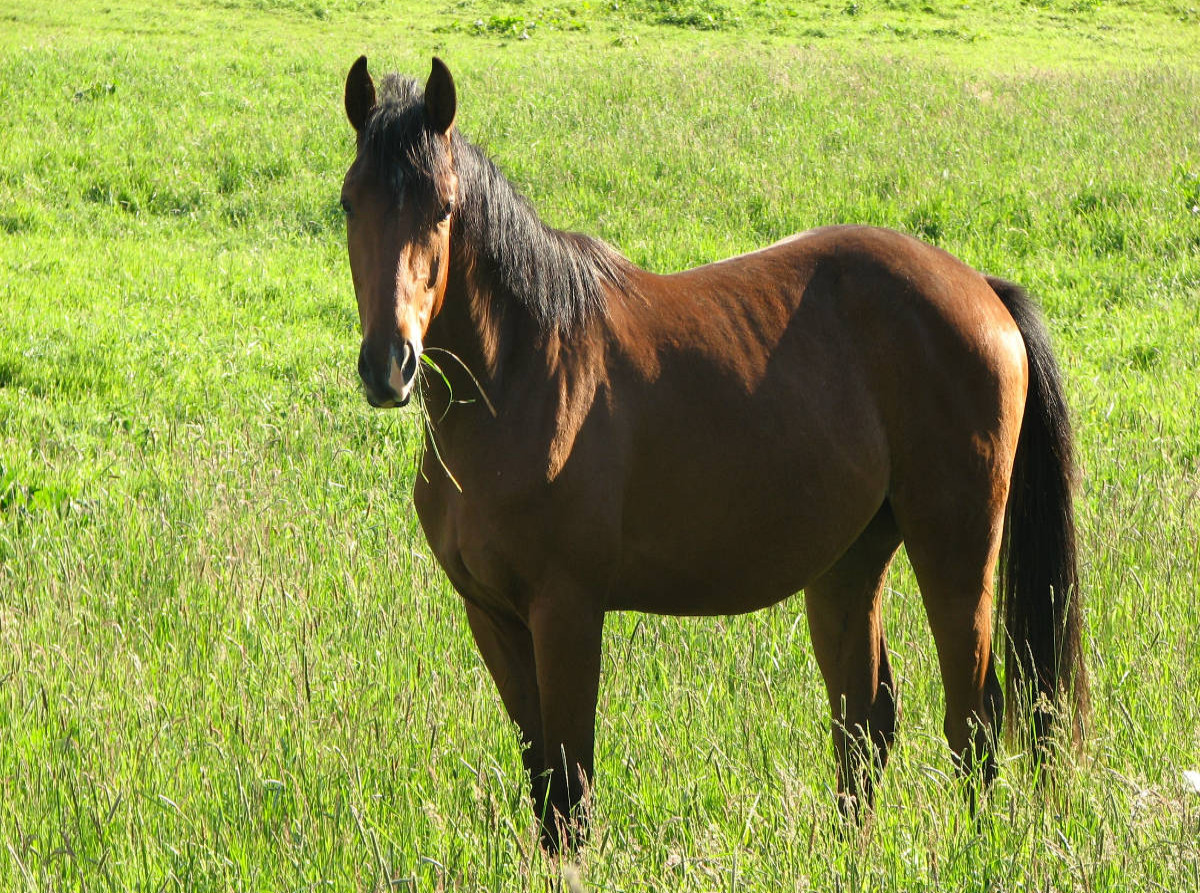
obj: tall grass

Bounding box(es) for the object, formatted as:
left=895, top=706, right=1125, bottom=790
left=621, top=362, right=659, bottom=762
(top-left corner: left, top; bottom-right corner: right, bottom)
left=1, top=0, right=1198, bottom=889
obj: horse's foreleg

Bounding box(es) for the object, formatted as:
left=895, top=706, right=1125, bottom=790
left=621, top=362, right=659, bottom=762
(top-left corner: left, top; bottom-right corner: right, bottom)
left=528, top=578, right=605, bottom=853
left=803, top=503, right=902, bottom=820
left=463, top=601, right=545, bottom=806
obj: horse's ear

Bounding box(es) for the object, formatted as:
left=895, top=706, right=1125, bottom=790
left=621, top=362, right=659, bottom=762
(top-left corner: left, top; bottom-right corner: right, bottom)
left=425, top=57, right=456, bottom=136
left=345, top=55, right=376, bottom=133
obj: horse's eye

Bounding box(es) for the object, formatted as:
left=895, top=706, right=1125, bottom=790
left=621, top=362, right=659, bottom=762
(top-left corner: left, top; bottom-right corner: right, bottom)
left=340, top=197, right=352, bottom=217
left=439, top=200, right=454, bottom=222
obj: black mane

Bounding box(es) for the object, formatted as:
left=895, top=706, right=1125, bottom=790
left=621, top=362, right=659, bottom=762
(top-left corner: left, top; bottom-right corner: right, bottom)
left=361, top=74, right=634, bottom=332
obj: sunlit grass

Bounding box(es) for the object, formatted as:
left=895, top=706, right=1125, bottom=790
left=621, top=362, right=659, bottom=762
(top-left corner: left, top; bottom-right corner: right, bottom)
left=1, top=0, right=1198, bottom=889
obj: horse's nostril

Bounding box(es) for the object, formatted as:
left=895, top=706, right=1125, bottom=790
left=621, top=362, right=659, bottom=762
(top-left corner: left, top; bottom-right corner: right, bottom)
left=401, top=340, right=419, bottom=383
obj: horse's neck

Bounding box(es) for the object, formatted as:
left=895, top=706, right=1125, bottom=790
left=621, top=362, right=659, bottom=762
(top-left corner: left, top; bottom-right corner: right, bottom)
left=422, top=249, right=537, bottom=419
left=421, top=280, right=496, bottom=419
left=424, top=252, right=607, bottom=453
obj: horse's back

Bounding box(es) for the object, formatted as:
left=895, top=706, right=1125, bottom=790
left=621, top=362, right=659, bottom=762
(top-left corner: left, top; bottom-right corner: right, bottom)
left=648, top=224, right=1028, bottom=446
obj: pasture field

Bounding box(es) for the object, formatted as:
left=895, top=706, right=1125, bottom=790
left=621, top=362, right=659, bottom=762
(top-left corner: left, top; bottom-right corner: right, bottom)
left=1, top=0, right=1199, bottom=889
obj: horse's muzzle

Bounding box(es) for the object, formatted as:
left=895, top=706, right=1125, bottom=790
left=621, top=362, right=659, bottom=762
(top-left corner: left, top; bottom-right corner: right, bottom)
left=358, top=339, right=419, bottom=408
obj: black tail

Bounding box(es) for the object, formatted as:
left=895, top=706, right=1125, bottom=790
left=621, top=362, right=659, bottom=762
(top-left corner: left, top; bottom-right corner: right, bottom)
left=988, top=276, right=1089, bottom=752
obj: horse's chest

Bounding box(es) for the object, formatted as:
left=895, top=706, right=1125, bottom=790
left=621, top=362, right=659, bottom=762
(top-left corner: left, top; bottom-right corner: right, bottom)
left=413, top=475, right=541, bottom=617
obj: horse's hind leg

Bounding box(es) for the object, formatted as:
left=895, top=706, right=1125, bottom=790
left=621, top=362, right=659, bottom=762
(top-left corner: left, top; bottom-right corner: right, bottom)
left=804, top=502, right=903, bottom=817
left=894, top=481, right=1007, bottom=790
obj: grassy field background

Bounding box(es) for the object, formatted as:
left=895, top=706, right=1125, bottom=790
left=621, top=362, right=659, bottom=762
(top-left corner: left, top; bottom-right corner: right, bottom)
left=2, top=0, right=1199, bottom=889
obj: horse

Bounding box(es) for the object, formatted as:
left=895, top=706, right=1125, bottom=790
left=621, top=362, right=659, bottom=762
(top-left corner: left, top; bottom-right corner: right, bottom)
left=339, top=55, right=1088, bottom=851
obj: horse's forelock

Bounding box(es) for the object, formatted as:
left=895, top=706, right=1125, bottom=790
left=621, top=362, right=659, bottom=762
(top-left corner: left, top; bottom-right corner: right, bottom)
left=361, top=75, right=449, bottom=198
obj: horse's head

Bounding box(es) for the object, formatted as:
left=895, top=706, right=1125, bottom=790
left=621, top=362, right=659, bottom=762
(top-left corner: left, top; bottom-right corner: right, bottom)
left=342, top=56, right=458, bottom=408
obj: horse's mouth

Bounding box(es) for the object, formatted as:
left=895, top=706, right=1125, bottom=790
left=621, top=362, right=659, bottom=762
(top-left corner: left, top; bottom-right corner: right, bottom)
left=363, top=389, right=410, bottom=409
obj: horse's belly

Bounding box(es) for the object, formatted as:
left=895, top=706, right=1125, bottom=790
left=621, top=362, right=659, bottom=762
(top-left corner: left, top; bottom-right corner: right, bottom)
left=608, top=551, right=807, bottom=615
left=608, top=476, right=883, bottom=616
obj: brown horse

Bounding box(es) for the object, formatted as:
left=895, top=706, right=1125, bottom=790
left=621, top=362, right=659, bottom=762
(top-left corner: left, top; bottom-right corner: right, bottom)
left=340, top=56, right=1088, bottom=851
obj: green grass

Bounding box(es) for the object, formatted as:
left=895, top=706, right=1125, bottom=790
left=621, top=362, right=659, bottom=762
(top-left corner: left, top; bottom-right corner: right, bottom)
left=2, top=0, right=1199, bottom=889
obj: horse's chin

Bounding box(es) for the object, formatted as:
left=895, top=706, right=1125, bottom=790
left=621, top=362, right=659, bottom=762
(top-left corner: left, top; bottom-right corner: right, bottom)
left=363, top=391, right=410, bottom=409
